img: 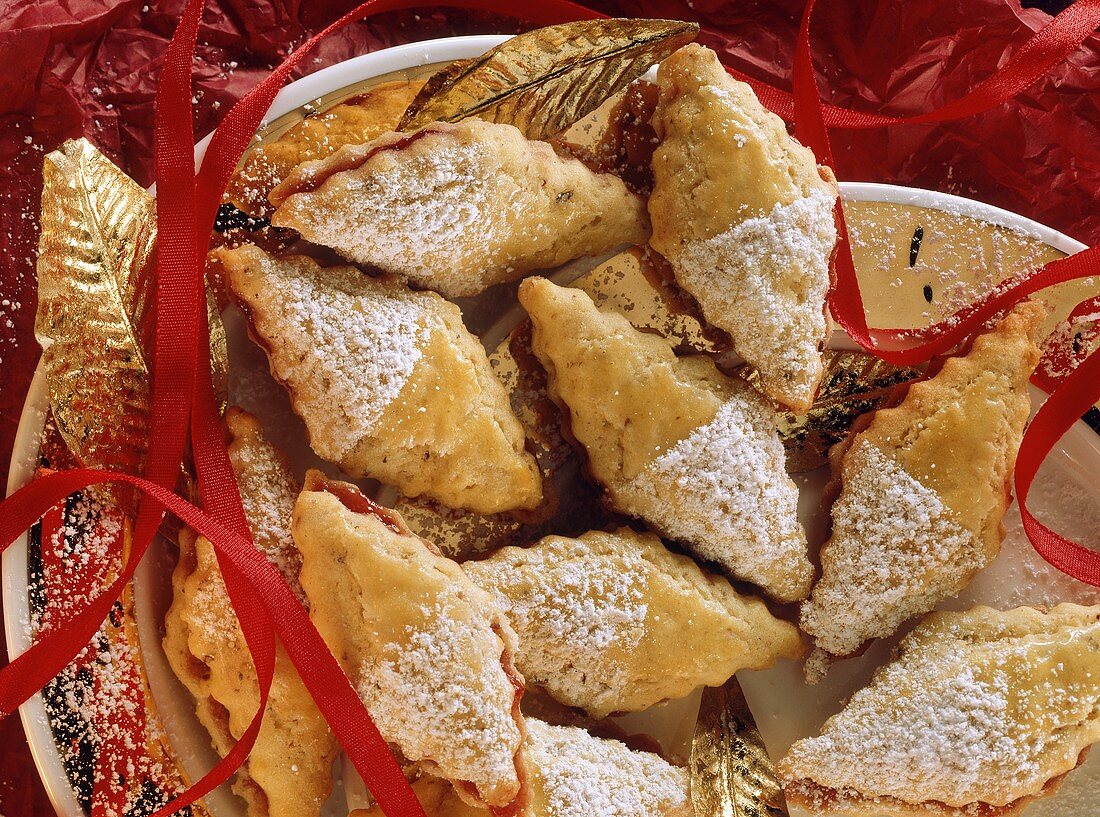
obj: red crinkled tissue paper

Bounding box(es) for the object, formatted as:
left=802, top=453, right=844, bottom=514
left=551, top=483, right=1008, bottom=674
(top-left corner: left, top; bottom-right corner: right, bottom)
left=0, top=0, right=1097, bottom=813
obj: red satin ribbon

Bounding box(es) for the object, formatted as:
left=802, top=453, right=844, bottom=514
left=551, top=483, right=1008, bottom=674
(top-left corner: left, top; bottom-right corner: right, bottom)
left=0, top=2, right=1098, bottom=816
left=790, top=0, right=1100, bottom=592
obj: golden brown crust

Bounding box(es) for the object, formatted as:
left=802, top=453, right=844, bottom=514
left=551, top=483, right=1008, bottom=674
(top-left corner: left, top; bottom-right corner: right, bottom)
left=162, top=409, right=338, bottom=817
left=648, top=44, right=838, bottom=413
left=292, top=473, right=527, bottom=809
left=225, top=79, right=424, bottom=218
left=216, top=244, right=542, bottom=514
left=781, top=604, right=1100, bottom=814
left=466, top=527, right=804, bottom=717
left=269, top=118, right=651, bottom=297
left=800, top=303, right=1046, bottom=668
left=519, top=275, right=813, bottom=602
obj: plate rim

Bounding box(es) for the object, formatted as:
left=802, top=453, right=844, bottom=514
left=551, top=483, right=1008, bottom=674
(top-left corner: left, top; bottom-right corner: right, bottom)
left=3, top=33, right=1093, bottom=817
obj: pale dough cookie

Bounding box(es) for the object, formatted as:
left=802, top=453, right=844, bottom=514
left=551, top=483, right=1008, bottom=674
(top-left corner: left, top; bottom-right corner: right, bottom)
left=270, top=118, right=651, bottom=297
left=292, top=472, right=526, bottom=810
left=217, top=244, right=541, bottom=515
left=163, top=408, right=338, bottom=817
left=781, top=604, right=1100, bottom=816
left=466, top=527, right=804, bottom=717
left=649, top=44, right=839, bottom=413
left=225, top=79, right=424, bottom=218
left=351, top=718, right=692, bottom=817
left=519, top=276, right=813, bottom=603
left=800, top=302, right=1046, bottom=676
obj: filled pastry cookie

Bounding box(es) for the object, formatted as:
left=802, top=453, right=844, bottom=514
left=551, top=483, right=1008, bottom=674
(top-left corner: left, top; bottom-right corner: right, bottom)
left=226, top=79, right=424, bottom=218
left=351, top=718, right=692, bottom=817
left=518, top=275, right=813, bottom=602
left=217, top=244, right=541, bottom=514
left=268, top=118, right=651, bottom=297
left=163, top=408, right=338, bottom=817
left=648, top=44, right=839, bottom=413
left=800, top=303, right=1045, bottom=675
left=292, top=471, right=527, bottom=809
left=780, top=604, right=1100, bottom=816
left=466, top=527, right=804, bottom=717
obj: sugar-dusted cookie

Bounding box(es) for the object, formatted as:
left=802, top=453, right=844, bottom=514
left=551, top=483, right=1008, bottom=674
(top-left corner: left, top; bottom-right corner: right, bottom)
left=217, top=244, right=541, bottom=514
left=226, top=79, right=424, bottom=218
left=781, top=604, right=1100, bottom=816
left=352, top=718, right=692, bottom=817
left=269, top=118, right=650, bottom=297
left=800, top=303, right=1046, bottom=675
left=519, top=276, right=813, bottom=602
left=649, top=44, right=839, bottom=413
left=163, top=408, right=338, bottom=817
left=292, top=472, right=526, bottom=809
left=466, top=527, right=804, bottom=717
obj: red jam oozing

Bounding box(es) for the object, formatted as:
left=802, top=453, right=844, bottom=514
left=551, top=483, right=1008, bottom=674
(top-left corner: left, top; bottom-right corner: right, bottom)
left=304, top=472, right=404, bottom=534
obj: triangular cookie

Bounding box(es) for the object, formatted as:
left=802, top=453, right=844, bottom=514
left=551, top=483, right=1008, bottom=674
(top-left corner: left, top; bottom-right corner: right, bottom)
left=216, top=244, right=541, bottom=515
left=466, top=527, right=804, bottom=717
left=292, top=472, right=526, bottom=810
left=781, top=604, right=1100, bottom=816
left=163, top=408, right=338, bottom=817
left=269, top=118, right=650, bottom=297
left=351, top=718, right=692, bottom=817
left=518, top=275, right=813, bottom=602
left=648, top=44, right=839, bottom=413
left=800, top=303, right=1046, bottom=673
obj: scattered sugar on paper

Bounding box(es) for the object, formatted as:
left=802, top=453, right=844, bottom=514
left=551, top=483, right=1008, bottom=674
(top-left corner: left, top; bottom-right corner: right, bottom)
left=951, top=460, right=1100, bottom=610
left=32, top=489, right=186, bottom=816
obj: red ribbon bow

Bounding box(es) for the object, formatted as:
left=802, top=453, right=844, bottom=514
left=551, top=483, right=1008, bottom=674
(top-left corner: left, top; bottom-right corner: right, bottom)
left=0, top=1, right=1098, bottom=816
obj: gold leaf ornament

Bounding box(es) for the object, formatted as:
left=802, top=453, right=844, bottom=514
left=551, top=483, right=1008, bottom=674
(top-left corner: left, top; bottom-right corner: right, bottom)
left=742, top=351, right=923, bottom=473
left=398, top=18, right=699, bottom=140
left=691, top=680, right=789, bottom=817
left=35, top=138, right=229, bottom=500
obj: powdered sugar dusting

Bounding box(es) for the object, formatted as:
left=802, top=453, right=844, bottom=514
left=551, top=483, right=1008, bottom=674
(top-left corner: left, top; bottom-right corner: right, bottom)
left=30, top=469, right=188, bottom=816
left=228, top=419, right=303, bottom=599
left=786, top=661, right=1022, bottom=806
left=801, top=440, right=973, bottom=658
left=620, top=386, right=810, bottom=600
left=672, top=186, right=836, bottom=407
left=282, top=139, right=505, bottom=296
left=237, top=253, right=433, bottom=458
left=526, top=719, right=689, bottom=817
left=782, top=609, right=1100, bottom=808
left=466, top=536, right=648, bottom=715
left=357, top=590, right=521, bottom=799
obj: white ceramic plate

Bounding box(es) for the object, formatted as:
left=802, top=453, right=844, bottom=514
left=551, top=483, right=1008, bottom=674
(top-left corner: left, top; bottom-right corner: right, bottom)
left=6, top=33, right=1100, bottom=817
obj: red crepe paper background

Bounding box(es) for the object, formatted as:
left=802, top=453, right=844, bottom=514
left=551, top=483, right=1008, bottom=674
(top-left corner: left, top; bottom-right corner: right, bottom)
left=0, top=0, right=1097, bottom=812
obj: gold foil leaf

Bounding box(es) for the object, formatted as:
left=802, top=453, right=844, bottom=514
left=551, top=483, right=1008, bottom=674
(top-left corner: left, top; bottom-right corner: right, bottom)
left=398, top=18, right=699, bottom=140
left=35, top=138, right=229, bottom=505
left=743, top=351, right=923, bottom=473
left=36, top=138, right=157, bottom=489
left=691, top=679, right=789, bottom=817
